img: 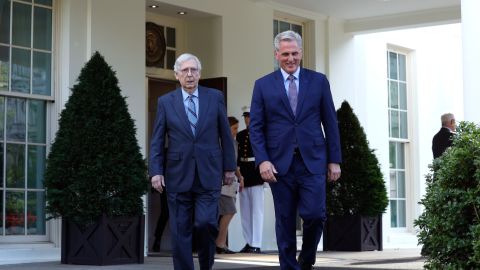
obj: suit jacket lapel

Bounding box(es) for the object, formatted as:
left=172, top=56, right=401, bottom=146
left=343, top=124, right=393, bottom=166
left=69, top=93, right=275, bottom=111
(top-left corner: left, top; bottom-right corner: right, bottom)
left=275, top=70, right=295, bottom=118
left=172, top=88, right=195, bottom=139
left=195, top=86, right=211, bottom=135
left=296, top=68, right=307, bottom=117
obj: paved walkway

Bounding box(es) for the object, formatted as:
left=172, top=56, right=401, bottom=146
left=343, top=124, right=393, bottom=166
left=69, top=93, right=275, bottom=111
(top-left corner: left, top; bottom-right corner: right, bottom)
left=0, top=244, right=424, bottom=269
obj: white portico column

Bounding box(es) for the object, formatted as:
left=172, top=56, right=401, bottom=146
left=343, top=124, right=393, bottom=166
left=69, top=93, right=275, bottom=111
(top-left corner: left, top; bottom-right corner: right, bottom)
left=461, top=0, right=480, bottom=122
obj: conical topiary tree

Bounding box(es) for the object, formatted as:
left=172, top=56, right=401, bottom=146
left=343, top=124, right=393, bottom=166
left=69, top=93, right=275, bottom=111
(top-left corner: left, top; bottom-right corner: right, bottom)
left=326, top=101, right=388, bottom=216
left=415, top=121, right=480, bottom=269
left=45, top=52, right=148, bottom=226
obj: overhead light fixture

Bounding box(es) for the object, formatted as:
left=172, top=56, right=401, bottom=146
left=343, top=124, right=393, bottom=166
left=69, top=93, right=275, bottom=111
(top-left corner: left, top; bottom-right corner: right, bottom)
left=149, top=5, right=158, bottom=8
left=177, top=11, right=187, bottom=15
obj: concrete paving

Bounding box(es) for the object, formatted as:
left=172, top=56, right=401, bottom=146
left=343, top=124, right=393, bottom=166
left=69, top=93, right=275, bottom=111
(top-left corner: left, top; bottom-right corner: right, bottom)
left=0, top=244, right=424, bottom=269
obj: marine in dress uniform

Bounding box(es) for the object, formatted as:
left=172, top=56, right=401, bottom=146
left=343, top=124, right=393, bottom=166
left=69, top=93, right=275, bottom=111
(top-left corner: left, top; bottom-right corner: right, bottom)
left=237, top=111, right=264, bottom=253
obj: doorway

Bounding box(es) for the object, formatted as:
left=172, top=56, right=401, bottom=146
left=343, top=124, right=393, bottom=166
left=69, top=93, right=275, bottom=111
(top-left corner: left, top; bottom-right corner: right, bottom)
left=146, top=76, right=227, bottom=253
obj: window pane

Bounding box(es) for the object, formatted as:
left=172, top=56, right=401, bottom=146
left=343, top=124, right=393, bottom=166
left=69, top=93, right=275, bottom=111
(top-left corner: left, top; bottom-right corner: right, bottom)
left=400, top=111, right=408, bottom=139
left=398, top=54, right=406, bottom=81
left=32, top=51, right=51, bottom=95
left=388, top=52, right=397, bottom=80
left=0, top=0, right=10, bottom=43
left=397, top=171, right=405, bottom=198
left=12, top=48, right=31, bottom=93
left=291, top=24, right=302, bottom=36
left=166, top=49, right=175, bottom=70
left=28, top=100, right=46, bottom=143
left=389, top=142, right=396, bottom=168
left=27, top=145, right=45, bottom=189
left=12, top=2, right=32, bottom=47
left=273, top=20, right=278, bottom=37
left=397, top=143, right=405, bottom=169
left=389, top=81, right=398, bottom=109
left=389, top=110, right=399, bottom=138
left=27, top=191, right=45, bottom=235
left=0, top=45, right=9, bottom=90
left=279, top=21, right=290, bottom=32
left=398, top=200, right=406, bottom=227
left=33, top=6, right=52, bottom=50
left=0, top=96, right=4, bottom=137
left=35, top=0, right=52, bottom=6
left=5, top=191, right=25, bottom=235
left=0, top=143, right=3, bottom=188
left=166, top=27, right=175, bottom=48
left=0, top=191, right=3, bottom=234
left=390, top=200, right=397, bottom=227
left=7, top=98, right=26, bottom=141
left=389, top=171, right=397, bottom=197
left=6, top=143, right=25, bottom=188
left=399, top=82, right=407, bottom=110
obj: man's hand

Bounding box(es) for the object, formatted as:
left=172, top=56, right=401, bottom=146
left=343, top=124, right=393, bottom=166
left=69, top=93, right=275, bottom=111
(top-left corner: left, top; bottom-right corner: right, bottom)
left=328, top=163, right=341, bottom=182
left=259, top=161, right=277, bottom=183
left=151, top=175, right=165, bottom=193
left=223, top=171, right=235, bottom=185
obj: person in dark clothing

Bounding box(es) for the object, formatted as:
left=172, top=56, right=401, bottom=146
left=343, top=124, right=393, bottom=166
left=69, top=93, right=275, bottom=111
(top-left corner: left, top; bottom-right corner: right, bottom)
left=432, top=113, right=456, bottom=159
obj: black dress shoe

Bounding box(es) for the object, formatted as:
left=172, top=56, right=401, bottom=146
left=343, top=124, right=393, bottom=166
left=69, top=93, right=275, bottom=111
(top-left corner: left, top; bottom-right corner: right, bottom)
left=298, top=257, right=313, bottom=270
left=239, top=244, right=252, bottom=253
left=152, top=238, right=160, bottom=252
left=249, top=247, right=262, bottom=253
left=216, top=246, right=236, bottom=254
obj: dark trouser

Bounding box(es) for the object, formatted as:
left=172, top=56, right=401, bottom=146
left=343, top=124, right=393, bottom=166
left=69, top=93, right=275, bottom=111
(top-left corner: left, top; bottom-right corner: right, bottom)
left=167, top=175, right=220, bottom=270
left=269, top=154, right=326, bottom=270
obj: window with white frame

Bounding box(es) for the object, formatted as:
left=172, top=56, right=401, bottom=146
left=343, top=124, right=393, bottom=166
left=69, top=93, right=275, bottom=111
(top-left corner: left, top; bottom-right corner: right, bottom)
left=387, top=50, right=408, bottom=228
left=0, top=0, right=53, bottom=238
left=273, top=19, right=303, bottom=70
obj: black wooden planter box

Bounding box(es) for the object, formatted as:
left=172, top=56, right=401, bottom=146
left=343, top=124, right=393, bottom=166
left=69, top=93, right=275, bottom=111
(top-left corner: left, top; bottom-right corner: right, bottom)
left=323, top=214, right=382, bottom=251
left=61, top=215, right=145, bottom=265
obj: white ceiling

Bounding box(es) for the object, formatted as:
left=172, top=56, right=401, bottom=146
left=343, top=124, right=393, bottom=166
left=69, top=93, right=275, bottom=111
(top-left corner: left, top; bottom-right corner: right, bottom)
left=147, top=0, right=461, bottom=21
left=263, top=0, right=460, bottom=20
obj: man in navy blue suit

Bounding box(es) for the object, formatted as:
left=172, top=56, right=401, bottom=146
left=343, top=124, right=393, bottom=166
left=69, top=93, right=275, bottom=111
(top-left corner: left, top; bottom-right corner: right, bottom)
left=249, top=31, right=342, bottom=270
left=149, top=53, right=236, bottom=270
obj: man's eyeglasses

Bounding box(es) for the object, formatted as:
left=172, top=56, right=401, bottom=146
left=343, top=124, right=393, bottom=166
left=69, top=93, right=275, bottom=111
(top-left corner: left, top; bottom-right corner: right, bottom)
left=179, top=68, right=199, bottom=75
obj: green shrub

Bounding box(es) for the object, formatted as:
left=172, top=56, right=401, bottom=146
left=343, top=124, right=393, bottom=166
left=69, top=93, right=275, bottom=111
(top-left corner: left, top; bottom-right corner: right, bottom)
left=44, top=52, right=148, bottom=226
left=326, top=101, right=388, bottom=216
left=415, top=121, right=480, bottom=269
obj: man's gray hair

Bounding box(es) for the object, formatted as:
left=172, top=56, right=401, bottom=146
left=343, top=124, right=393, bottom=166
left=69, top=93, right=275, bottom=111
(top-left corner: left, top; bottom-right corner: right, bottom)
left=441, top=113, right=455, bottom=126
left=173, top=53, right=202, bottom=73
left=274, top=30, right=302, bottom=51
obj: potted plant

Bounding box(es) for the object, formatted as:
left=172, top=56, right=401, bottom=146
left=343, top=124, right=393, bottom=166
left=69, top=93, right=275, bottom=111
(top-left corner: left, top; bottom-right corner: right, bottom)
left=415, top=122, right=480, bottom=269
left=44, top=52, right=148, bottom=265
left=323, top=101, right=388, bottom=251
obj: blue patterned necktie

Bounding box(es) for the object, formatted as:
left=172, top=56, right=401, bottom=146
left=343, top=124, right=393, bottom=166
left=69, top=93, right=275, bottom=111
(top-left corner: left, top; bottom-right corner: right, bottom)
left=187, top=95, right=197, bottom=135
left=288, top=75, right=298, bottom=115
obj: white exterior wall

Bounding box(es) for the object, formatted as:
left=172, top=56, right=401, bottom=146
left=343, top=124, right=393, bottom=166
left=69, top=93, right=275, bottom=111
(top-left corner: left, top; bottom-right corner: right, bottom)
left=48, top=0, right=465, bottom=250
left=52, top=0, right=146, bottom=246
left=329, top=24, right=463, bottom=247
left=461, top=0, right=480, bottom=122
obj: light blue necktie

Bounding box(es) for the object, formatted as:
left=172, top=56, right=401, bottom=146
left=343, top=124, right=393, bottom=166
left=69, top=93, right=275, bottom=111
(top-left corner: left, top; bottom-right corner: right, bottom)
left=187, top=95, right=197, bottom=135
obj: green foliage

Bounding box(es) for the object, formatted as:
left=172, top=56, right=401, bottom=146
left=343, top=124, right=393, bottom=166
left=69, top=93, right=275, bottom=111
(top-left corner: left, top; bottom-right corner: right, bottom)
left=415, top=121, right=480, bottom=269
left=326, top=101, right=388, bottom=216
left=44, top=52, right=148, bottom=226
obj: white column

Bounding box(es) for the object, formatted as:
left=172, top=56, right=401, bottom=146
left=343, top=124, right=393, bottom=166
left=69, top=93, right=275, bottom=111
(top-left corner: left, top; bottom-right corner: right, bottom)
left=461, top=0, right=480, bottom=123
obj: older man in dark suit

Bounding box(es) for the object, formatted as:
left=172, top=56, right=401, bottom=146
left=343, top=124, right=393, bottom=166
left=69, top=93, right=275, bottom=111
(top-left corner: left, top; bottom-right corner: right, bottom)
left=432, top=113, right=456, bottom=159
left=249, top=30, right=342, bottom=270
left=149, top=53, right=236, bottom=270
